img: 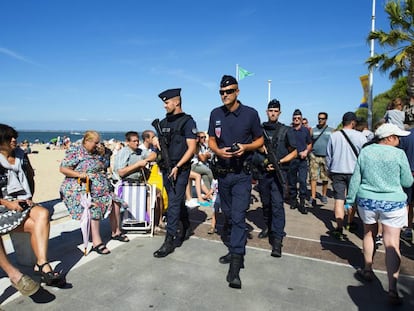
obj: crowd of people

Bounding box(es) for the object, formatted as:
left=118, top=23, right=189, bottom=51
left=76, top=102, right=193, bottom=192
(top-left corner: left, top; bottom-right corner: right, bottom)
left=0, top=77, right=413, bottom=306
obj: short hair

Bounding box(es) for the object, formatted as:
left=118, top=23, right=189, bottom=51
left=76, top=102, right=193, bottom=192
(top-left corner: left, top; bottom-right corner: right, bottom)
left=82, top=130, right=100, bottom=144
left=141, top=130, right=155, bottom=141
left=125, top=131, right=139, bottom=142
left=318, top=112, right=328, bottom=119
left=0, top=124, right=18, bottom=146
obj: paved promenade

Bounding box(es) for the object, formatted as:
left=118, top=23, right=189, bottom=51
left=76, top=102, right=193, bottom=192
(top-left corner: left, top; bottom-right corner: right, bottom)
left=1, top=188, right=413, bottom=310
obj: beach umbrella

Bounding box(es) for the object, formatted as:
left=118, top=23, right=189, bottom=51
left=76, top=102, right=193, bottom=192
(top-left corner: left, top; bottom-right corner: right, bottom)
left=78, top=176, right=91, bottom=256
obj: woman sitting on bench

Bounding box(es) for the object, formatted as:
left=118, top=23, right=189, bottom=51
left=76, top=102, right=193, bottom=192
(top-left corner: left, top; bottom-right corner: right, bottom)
left=0, top=123, right=66, bottom=297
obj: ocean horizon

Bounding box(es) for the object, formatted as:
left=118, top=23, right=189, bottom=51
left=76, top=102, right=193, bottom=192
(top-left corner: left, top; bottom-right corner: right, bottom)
left=17, top=130, right=127, bottom=144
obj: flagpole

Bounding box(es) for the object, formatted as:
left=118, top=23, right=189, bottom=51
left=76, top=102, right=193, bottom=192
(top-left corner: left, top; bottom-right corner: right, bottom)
left=367, top=0, right=376, bottom=131
left=267, top=80, right=272, bottom=103
left=236, top=64, right=239, bottom=81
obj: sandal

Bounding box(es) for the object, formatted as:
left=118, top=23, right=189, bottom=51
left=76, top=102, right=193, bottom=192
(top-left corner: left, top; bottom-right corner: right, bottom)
left=207, top=227, right=216, bottom=235
left=356, top=268, right=375, bottom=282
left=111, top=234, right=130, bottom=242
left=90, top=243, right=111, bottom=255
left=11, top=274, right=40, bottom=296
left=35, top=262, right=67, bottom=288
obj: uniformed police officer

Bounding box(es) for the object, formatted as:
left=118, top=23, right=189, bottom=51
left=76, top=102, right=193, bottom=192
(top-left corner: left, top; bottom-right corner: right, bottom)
left=207, top=75, right=263, bottom=289
left=254, top=99, right=297, bottom=257
left=153, top=88, right=197, bottom=258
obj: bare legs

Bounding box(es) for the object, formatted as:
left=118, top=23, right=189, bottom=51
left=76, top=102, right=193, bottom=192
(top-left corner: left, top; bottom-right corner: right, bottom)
left=0, top=238, right=23, bottom=285
left=109, top=202, right=122, bottom=237
left=361, top=222, right=402, bottom=292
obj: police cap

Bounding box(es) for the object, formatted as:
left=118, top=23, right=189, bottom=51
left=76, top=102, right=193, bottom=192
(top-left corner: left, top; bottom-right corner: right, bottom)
left=158, top=88, right=181, bottom=101
left=220, top=75, right=238, bottom=88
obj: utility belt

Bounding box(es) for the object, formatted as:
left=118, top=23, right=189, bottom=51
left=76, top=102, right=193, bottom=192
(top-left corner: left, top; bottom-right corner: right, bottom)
left=211, top=158, right=250, bottom=178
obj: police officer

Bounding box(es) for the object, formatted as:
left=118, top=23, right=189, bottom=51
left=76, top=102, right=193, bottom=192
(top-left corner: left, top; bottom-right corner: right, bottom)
left=153, top=88, right=197, bottom=258
left=208, top=75, right=263, bottom=289
left=254, top=99, right=297, bottom=257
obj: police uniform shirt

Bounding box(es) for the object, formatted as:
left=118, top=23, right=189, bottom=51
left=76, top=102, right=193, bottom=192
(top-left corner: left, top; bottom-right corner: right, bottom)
left=208, top=103, right=262, bottom=162
left=292, top=125, right=311, bottom=154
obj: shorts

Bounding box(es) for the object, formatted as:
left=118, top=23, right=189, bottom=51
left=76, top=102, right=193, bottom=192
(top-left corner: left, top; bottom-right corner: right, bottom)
left=357, top=198, right=407, bottom=228
left=308, top=153, right=328, bottom=182
left=330, top=173, right=352, bottom=200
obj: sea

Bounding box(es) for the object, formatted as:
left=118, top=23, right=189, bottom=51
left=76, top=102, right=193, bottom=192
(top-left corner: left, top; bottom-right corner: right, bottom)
left=17, top=130, right=126, bottom=144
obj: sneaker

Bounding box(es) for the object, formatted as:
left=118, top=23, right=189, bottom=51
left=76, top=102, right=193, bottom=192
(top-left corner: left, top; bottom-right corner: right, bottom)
left=375, top=235, right=383, bottom=246
left=185, top=199, right=199, bottom=208
left=308, top=198, right=317, bottom=208
left=328, top=228, right=347, bottom=241
left=400, top=227, right=413, bottom=242
left=320, top=196, right=328, bottom=204
left=346, top=222, right=358, bottom=233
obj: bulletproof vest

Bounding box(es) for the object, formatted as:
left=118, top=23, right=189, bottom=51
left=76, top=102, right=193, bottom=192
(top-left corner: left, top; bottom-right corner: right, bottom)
left=263, top=122, right=289, bottom=165
left=159, top=113, right=192, bottom=162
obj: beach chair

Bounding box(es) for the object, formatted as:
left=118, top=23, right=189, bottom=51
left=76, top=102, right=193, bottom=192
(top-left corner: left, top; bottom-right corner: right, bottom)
left=118, top=181, right=156, bottom=236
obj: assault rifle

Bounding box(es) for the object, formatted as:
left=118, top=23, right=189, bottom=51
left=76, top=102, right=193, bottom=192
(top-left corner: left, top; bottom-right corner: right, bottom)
left=152, top=118, right=176, bottom=192
left=262, top=130, right=285, bottom=186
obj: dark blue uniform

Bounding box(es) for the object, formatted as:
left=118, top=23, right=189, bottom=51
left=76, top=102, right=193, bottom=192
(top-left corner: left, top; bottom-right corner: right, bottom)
left=208, top=104, right=262, bottom=255
left=288, top=125, right=311, bottom=211
left=160, top=113, right=197, bottom=238
left=257, top=121, right=296, bottom=245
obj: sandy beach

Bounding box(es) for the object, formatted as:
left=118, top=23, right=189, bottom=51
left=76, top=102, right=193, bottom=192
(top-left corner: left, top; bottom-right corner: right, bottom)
left=27, top=145, right=67, bottom=204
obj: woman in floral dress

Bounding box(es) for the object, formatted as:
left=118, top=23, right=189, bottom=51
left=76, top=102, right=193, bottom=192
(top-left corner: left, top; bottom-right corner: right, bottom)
left=60, top=131, right=129, bottom=255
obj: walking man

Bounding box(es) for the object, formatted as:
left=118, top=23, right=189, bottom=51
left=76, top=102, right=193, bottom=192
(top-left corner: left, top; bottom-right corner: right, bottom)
left=326, top=112, right=367, bottom=239
left=152, top=88, right=197, bottom=258
left=254, top=99, right=297, bottom=257
left=288, top=109, right=312, bottom=214
left=208, top=75, right=263, bottom=288
left=308, top=112, right=334, bottom=207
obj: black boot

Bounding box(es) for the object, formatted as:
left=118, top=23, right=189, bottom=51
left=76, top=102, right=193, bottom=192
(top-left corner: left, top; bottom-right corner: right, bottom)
left=226, top=254, right=243, bottom=289
left=153, top=234, right=175, bottom=258
left=258, top=226, right=269, bottom=239
left=271, top=238, right=283, bottom=258
left=175, top=219, right=193, bottom=247
left=219, top=252, right=245, bottom=268
left=298, top=198, right=308, bottom=214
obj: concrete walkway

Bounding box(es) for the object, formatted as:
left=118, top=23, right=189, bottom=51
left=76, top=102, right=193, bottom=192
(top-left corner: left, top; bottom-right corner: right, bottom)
left=1, top=189, right=413, bottom=310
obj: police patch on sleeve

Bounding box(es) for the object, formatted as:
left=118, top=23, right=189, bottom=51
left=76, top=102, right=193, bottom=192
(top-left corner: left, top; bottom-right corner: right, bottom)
left=192, top=127, right=198, bottom=135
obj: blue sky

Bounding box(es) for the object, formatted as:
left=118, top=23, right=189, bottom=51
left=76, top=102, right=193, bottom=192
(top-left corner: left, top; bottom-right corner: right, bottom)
left=1, top=0, right=394, bottom=132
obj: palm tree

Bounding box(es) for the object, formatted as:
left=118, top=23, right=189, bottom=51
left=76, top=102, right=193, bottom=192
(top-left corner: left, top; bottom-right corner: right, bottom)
left=366, top=0, right=414, bottom=96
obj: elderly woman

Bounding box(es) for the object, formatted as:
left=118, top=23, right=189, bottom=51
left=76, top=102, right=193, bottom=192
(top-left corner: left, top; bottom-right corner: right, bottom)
left=0, top=123, right=65, bottom=296
left=346, top=123, right=413, bottom=306
left=60, top=131, right=128, bottom=256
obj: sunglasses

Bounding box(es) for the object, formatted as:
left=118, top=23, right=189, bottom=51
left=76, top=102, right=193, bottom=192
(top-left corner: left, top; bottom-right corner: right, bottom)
left=219, top=88, right=237, bottom=96
left=293, top=117, right=301, bottom=120
left=318, top=118, right=327, bottom=120
left=198, top=136, right=206, bottom=139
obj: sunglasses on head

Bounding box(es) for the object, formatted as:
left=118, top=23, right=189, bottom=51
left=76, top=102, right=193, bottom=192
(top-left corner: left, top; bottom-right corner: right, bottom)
left=219, top=88, right=237, bottom=96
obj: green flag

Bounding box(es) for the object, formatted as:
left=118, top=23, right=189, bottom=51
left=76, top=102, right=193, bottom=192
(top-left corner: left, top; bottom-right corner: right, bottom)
left=238, top=66, right=254, bottom=80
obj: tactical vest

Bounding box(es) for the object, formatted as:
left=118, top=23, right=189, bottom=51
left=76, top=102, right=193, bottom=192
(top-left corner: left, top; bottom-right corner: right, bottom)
left=159, top=113, right=193, bottom=163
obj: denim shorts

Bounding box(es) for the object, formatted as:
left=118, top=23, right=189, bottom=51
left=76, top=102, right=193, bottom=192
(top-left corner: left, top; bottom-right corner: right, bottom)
left=357, top=198, right=407, bottom=228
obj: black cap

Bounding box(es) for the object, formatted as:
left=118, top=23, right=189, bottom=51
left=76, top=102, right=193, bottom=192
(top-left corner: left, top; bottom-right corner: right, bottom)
left=220, top=75, right=238, bottom=88
left=342, top=111, right=357, bottom=123
left=268, top=99, right=280, bottom=109
left=158, top=88, right=181, bottom=101
left=293, top=109, right=302, bottom=116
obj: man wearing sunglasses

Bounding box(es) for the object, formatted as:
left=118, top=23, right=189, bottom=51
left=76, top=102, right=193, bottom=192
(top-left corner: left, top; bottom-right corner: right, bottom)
left=288, top=109, right=312, bottom=214
left=207, top=75, right=263, bottom=289
left=308, top=112, right=333, bottom=207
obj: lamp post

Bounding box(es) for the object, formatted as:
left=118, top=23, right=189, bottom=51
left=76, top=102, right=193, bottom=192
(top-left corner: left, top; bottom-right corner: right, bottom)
left=267, top=80, right=272, bottom=103
left=367, top=0, right=376, bottom=130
